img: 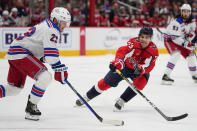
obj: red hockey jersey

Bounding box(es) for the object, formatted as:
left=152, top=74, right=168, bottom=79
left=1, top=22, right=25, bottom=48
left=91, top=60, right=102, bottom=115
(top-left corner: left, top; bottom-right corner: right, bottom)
left=115, top=37, right=159, bottom=74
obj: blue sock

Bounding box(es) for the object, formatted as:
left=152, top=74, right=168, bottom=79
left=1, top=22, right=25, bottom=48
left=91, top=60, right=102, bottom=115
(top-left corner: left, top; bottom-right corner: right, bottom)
left=120, top=87, right=137, bottom=102
left=87, top=85, right=101, bottom=99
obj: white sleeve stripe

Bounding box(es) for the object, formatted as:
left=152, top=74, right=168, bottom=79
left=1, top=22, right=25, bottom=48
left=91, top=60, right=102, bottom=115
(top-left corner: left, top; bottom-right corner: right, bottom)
left=123, top=49, right=135, bottom=61
left=142, top=56, right=152, bottom=69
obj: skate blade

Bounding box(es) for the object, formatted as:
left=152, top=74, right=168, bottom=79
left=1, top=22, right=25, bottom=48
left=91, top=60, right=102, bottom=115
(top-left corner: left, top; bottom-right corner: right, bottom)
left=73, top=104, right=85, bottom=108
left=161, top=80, right=173, bottom=85
left=25, top=113, right=40, bottom=121
left=113, top=107, right=123, bottom=112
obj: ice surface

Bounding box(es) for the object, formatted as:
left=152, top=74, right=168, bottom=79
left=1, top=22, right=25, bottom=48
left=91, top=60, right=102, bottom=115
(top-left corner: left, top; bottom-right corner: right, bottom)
left=0, top=54, right=197, bottom=131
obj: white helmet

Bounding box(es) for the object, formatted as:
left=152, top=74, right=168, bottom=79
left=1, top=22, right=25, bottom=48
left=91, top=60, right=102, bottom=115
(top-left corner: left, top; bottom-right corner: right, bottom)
left=180, top=4, right=191, bottom=11
left=2, top=10, right=9, bottom=16
left=50, top=7, right=71, bottom=27
left=11, top=7, right=18, bottom=12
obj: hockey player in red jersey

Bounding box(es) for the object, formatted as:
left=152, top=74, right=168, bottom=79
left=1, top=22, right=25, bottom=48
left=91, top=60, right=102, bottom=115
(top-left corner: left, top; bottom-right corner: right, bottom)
left=75, top=27, right=159, bottom=111
left=0, top=7, right=71, bottom=120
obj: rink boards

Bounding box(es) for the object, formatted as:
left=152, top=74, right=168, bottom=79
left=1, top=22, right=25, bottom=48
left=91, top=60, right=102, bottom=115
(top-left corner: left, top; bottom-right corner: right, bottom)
left=0, top=27, right=167, bottom=58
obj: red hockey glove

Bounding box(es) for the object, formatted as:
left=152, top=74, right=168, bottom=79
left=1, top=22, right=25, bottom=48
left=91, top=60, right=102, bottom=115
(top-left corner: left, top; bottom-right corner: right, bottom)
left=186, top=42, right=196, bottom=50
left=52, top=64, right=68, bottom=84
left=109, top=59, right=125, bottom=72
left=133, top=65, right=144, bottom=78
left=182, top=41, right=196, bottom=50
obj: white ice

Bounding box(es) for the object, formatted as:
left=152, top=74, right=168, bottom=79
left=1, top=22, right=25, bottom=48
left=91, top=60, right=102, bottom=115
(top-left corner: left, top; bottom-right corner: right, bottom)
left=0, top=54, right=197, bottom=131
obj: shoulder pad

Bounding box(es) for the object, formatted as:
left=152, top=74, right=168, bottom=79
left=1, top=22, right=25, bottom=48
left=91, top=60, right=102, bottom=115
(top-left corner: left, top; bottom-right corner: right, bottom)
left=176, top=16, right=184, bottom=24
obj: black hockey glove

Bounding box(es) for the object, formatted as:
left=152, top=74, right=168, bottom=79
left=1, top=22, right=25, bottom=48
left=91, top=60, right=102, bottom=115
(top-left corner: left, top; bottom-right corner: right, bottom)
left=133, top=65, right=144, bottom=78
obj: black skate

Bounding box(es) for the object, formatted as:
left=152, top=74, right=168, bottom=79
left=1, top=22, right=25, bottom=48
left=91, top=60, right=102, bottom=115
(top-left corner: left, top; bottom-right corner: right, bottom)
left=25, top=96, right=41, bottom=121
left=114, top=98, right=125, bottom=111
left=76, top=96, right=90, bottom=106
left=192, top=75, right=197, bottom=83
left=161, top=74, right=174, bottom=85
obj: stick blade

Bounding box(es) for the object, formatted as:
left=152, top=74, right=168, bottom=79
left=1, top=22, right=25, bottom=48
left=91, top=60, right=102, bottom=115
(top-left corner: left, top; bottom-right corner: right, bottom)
left=102, top=119, right=124, bottom=126
left=167, top=113, right=188, bottom=121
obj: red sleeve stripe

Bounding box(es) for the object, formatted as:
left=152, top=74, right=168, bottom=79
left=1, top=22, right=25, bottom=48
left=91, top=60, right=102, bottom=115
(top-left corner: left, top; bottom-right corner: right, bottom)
left=44, top=50, right=59, bottom=55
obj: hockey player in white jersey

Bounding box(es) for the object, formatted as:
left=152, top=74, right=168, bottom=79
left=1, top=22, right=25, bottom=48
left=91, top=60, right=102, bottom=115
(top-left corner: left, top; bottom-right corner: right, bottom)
left=0, top=7, right=71, bottom=120
left=161, top=4, right=197, bottom=85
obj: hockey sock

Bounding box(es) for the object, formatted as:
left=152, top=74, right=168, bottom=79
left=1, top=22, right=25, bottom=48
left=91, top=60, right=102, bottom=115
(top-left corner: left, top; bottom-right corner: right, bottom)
left=0, top=84, right=22, bottom=97
left=0, top=85, right=5, bottom=98
left=164, top=51, right=180, bottom=76
left=86, top=85, right=101, bottom=100
left=29, top=71, right=51, bottom=104
left=30, top=85, right=45, bottom=104
left=186, top=53, right=197, bottom=76
left=120, top=87, right=137, bottom=102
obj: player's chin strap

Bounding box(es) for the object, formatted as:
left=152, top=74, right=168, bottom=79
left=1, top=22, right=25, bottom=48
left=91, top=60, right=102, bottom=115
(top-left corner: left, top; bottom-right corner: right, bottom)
left=64, top=79, right=124, bottom=126
left=116, top=69, right=188, bottom=121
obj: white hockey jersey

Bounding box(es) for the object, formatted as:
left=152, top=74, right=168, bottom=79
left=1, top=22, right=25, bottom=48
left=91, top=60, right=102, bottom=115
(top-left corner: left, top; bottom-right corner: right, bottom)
left=6, top=19, right=62, bottom=66
left=165, top=15, right=196, bottom=47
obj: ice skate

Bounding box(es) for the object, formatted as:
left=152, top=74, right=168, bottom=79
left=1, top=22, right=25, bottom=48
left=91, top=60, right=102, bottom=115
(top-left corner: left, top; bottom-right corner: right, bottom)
left=25, top=96, right=41, bottom=121
left=75, top=95, right=90, bottom=106
left=161, top=74, right=174, bottom=85
left=113, top=98, right=125, bottom=111
left=192, top=75, right=197, bottom=83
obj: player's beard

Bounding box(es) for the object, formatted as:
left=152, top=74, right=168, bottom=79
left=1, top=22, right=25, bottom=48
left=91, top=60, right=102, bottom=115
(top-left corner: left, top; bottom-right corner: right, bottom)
left=181, top=14, right=190, bottom=22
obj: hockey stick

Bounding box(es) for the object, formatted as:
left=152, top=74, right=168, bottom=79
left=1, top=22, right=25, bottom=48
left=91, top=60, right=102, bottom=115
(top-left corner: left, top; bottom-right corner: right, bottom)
left=156, top=27, right=163, bottom=35
left=156, top=27, right=197, bottom=58
left=116, top=69, right=188, bottom=121
left=64, top=79, right=124, bottom=126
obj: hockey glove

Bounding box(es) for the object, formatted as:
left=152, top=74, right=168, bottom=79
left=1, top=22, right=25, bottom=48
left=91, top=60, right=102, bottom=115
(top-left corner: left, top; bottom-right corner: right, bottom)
left=181, top=41, right=196, bottom=50
left=133, top=65, right=144, bottom=78
left=109, top=59, right=124, bottom=72
left=52, top=64, right=68, bottom=84
left=186, top=42, right=196, bottom=50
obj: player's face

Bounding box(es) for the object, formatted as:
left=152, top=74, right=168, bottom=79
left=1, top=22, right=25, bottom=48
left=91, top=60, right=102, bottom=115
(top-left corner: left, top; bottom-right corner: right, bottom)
left=59, top=21, right=68, bottom=32
left=138, top=34, right=151, bottom=48
left=181, top=9, right=191, bottom=20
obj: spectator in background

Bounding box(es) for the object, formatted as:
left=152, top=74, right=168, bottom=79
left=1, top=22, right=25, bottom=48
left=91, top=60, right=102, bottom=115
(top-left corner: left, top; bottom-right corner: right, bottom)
left=72, top=8, right=80, bottom=26
left=109, top=2, right=119, bottom=23
left=15, top=0, right=28, bottom=17
left=10, top=7, right=21, bottom=26
left=111, top=14, right=119, bottom=26
left=30, top=9, right=42, bottom=26
left=158, top=14, right=167, bottom=27
left=166, top=12, right=174, bottom=25
left=94, top=9, right=101, bottom=26
left=0, top=6, right=3, bottom=16
left=78, top=4, right=87, bottom=26
left=193, top=8, right=197, bottom=23
left=104, top=0, right=111, bottom=13
left=0, top=10, right=15, bottom=26
left=29, top=0, right=46, bottom=26
left=148, top=12, right=160, bottom=26
left=159, top=1, right=170, bottom=15
left=172, top=1, right=181, bottom=17
left=119, top=6, right=129, bottom=19
left=15, top=0, right=28, bottom=26
left=192, top=2, right=197, bottom=23
left=141, top=13, right=151, bottom=27
left=66, top=3, right=73, bottom=23
left=99, top=10, right=110, bottom=27
left=130, top=13, right=142, bottom=27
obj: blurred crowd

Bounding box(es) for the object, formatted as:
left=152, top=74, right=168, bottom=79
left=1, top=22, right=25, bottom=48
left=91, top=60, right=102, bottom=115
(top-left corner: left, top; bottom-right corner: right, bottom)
left=0, top=0, right=197, bottom=27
